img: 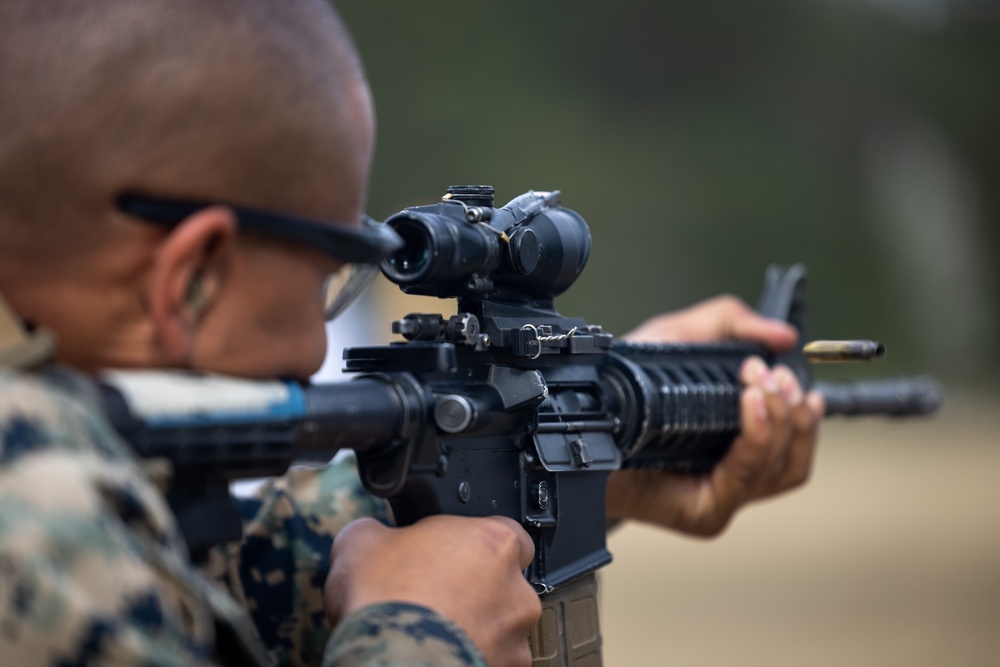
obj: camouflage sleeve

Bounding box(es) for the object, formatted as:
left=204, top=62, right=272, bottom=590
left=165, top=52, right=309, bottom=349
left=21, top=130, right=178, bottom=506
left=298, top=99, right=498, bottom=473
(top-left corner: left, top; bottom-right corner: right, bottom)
left=209, top=463, right=492, bottom=667
left=323, top=603, right=486, bottom=667
left=0, top=371, right=241, bottom=667
left=205, top=458, right=394, bottom=667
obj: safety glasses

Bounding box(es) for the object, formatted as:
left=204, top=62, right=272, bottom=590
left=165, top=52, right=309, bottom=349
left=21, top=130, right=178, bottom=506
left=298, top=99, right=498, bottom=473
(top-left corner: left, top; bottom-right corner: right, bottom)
left=117, top=193, right=402, bottom=320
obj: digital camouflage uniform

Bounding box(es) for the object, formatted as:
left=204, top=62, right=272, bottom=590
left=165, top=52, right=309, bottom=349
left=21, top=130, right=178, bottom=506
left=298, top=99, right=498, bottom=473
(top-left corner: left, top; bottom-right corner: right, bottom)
left=0, top=296, right=486, bottom=667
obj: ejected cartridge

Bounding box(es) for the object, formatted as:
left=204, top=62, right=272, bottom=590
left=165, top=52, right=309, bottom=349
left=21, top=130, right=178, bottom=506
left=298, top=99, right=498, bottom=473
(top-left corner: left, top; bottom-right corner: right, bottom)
left=803, top=340, right=886, bottom=363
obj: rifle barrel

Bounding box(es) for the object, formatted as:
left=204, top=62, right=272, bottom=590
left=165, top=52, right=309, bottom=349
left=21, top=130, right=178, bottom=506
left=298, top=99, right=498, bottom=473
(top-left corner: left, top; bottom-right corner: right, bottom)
left=815, top=376, right=942, bottom=417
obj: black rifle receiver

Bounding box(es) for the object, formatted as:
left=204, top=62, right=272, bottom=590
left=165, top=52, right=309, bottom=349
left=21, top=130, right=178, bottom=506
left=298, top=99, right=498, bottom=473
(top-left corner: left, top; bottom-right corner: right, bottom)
left=102, top=186, right=941, bottom=667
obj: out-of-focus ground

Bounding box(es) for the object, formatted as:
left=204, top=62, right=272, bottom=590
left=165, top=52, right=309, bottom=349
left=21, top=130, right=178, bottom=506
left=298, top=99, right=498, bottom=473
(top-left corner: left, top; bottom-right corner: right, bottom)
left=600, top=393, right=1000, bottom=666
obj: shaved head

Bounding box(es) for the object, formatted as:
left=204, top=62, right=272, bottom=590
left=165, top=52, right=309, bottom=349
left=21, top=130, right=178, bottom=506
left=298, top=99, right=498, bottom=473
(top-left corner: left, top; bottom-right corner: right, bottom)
left=0, top=0, right=377, bottom=375
left=0, top=0, right=372, bottom=265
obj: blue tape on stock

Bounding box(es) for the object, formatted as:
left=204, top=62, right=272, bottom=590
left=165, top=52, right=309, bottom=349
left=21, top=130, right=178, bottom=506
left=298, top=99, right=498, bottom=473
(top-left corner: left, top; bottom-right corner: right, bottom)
left=101, top=371, right=308, bottom=427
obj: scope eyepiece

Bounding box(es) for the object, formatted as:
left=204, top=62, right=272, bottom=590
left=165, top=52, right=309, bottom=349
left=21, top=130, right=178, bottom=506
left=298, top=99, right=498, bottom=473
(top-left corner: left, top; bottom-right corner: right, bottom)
left=382, top=218, right=435, bottom=281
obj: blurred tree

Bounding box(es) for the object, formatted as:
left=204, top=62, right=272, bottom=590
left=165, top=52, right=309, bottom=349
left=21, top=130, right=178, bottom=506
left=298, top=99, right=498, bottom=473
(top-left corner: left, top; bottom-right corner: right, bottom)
left=337, top=0, right=999, bottom=382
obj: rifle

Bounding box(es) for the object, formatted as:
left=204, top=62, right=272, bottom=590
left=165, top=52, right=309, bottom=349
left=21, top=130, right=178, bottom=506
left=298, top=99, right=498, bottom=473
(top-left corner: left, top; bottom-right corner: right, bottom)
left=100, top=186, right=941, bottom=667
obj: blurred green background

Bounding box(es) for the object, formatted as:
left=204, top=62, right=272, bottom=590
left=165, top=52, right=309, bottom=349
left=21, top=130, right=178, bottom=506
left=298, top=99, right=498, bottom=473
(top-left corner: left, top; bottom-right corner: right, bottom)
left=331, top=2, right=1000, bottom=664
left=337, top=0, right=999, bottom=386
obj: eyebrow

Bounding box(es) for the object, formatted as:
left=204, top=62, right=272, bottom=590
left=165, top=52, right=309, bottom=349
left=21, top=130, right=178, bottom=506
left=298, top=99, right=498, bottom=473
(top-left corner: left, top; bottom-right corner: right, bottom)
left=117, top=193, right=402, bottom=264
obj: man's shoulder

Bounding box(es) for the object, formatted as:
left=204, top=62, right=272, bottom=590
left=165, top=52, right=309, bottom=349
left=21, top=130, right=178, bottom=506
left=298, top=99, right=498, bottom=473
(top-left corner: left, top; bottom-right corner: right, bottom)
left=0, top=370, right=264, bottom=665
left=0, top=368, right=132, bottom=464
left=0, top=368, right=179, bottom=546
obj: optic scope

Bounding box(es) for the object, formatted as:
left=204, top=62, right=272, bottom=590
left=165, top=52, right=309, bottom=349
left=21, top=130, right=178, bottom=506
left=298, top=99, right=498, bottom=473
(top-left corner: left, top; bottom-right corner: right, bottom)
left=380, top=185, right=591, bottom=301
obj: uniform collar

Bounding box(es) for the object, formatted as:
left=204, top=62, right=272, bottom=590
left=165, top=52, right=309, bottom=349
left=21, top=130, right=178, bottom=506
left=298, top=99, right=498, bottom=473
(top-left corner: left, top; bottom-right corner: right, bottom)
left=0, top=293, right=56, bottom=370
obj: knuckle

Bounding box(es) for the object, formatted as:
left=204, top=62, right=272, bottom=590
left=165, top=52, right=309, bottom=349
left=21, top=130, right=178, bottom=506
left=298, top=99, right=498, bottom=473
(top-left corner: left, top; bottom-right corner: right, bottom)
left=809, top=390, right=827, bottom=417
left=513, top=643, right=534, bottom=667
left=694, top=514, right=732, bottom=538
left=765, top=393, right=791, bottom=423
left=793, top=465, right=812, bottom=486
left=333, top=517, right=379, bottom=550
left=783, top=441, right=817, bottom=489
left=526, top=585, right=543, bottom=616
left=480, top=520, right=521, bottom=561
left=686, top=499, right=740, bottom=537
left=711, top=293, right=748, bottom=316
left=780, top=465, right=811, bottom=492
left=794, top=404, right=818, bottom=432
left=771, top=364, right=793, bottom=381
left=516, top=589, right=543, bottom=628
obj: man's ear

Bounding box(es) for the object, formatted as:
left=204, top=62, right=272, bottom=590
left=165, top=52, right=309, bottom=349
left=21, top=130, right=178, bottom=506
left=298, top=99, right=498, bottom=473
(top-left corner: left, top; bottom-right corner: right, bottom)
left=148, top=206, right=237, bottom=365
